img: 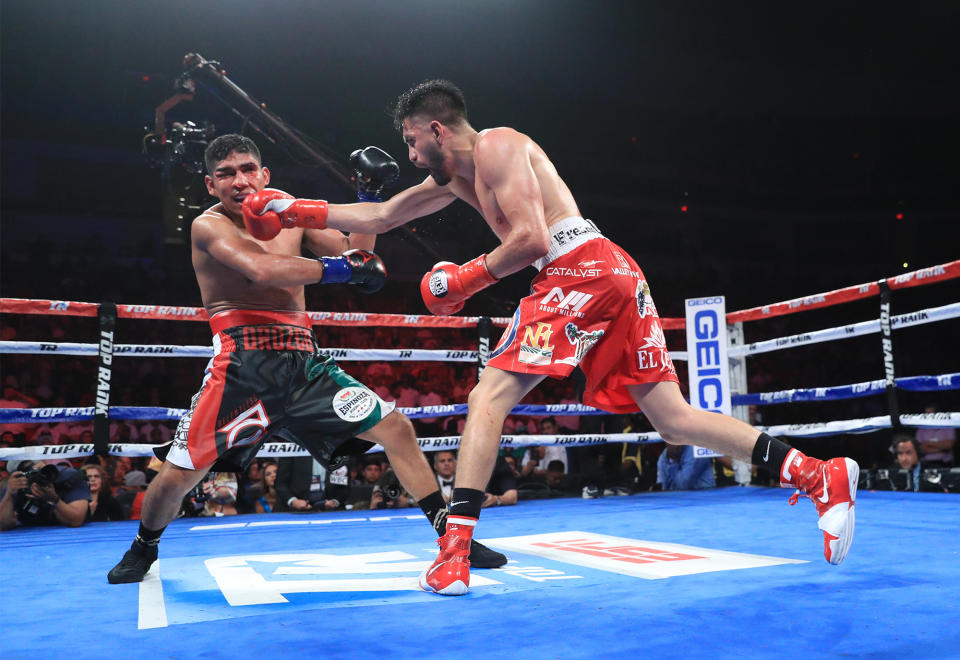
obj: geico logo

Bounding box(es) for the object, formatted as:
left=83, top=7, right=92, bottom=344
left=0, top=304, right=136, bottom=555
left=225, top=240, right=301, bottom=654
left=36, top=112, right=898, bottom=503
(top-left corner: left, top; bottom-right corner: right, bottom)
left=687, top=297, right=723, bottom=306
left=693, top=310, right=719, bottom=340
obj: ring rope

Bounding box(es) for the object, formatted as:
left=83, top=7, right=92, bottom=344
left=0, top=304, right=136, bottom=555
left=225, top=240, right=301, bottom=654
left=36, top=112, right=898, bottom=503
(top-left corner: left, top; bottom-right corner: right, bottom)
left=0, top=343, right=486, bottom=362
left=3, top=258, right=957, bottom=328
left=3, top=412, right=959, bottom=463
left=2, top=300, right=955, bottom=362
left=727, top=302, right=960, bottom=358
left=2, top=373, right=958, bottom=426
left=2, top=260, right=957, bottom=464
left=726, top=259, right=960, bottom=324
left=0, top=298, right=511, bottom=328
left=736, top=372, right=960, bottom=405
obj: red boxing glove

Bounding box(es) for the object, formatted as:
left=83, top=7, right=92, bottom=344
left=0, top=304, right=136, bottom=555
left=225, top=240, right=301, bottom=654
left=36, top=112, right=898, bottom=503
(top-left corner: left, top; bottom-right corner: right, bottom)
left=241, top=189, right=329, bottom=241
left=420, top=255, right=499, bottom=316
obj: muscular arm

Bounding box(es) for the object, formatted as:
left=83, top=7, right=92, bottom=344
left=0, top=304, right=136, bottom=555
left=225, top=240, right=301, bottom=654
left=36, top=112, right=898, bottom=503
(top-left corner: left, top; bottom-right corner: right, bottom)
left=325, top=177, right=457, bottom=234
left=193, top=215, right=324, bottom=287
left=302, top=227, right=376, bottom=256
left=52, top=498, right=88, bottom=527
left=474, top=132, right=551, bottom=278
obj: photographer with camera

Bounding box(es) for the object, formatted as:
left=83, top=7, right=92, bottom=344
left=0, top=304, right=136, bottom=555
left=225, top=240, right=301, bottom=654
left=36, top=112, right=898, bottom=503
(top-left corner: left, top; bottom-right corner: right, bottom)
left=0, top=460, right=90, bottom=530
left=370, top=467, right=414, bottom=510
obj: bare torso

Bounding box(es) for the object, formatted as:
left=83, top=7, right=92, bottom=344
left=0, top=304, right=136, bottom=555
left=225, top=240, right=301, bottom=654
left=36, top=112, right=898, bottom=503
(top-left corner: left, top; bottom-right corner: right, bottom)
left=192, top=204, right=308, bottom=316
left=448, top=127, right=581, bottom=240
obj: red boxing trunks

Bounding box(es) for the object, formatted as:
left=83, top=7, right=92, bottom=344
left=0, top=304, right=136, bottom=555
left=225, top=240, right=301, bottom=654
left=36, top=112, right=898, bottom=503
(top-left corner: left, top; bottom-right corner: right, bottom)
left=164, top=309, right=395, bottom=472
left=487, top=217, right=678, bottom=413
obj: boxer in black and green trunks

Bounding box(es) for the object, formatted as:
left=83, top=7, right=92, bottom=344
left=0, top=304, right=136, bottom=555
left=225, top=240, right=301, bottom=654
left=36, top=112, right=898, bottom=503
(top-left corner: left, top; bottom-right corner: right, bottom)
left=107, top=135, right=505, bottom=584
left=162, top=310, right=391, bottom=475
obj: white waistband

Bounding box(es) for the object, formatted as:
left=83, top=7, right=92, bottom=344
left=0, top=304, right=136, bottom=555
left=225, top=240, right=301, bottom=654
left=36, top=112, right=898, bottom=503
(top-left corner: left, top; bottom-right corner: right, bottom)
left=532, top=216, right=604, bottom=271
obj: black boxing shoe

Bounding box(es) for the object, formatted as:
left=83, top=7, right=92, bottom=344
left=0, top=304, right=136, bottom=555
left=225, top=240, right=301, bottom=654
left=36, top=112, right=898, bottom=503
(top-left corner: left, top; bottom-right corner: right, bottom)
left=107, top=540, right=158, bottom=584
left=468, top=539, right=507, bottom=568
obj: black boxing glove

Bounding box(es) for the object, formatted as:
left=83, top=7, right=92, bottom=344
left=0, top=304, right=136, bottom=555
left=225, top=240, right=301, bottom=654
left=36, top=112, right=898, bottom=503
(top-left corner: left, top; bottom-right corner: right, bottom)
left=319, top=249, right=387, bottom=294
left=349, top=146, right=400, bottom=202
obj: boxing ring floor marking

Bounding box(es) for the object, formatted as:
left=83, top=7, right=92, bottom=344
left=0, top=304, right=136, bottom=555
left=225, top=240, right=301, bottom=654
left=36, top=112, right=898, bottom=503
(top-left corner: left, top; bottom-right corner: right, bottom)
left=3, top=488, right=958, bottom=659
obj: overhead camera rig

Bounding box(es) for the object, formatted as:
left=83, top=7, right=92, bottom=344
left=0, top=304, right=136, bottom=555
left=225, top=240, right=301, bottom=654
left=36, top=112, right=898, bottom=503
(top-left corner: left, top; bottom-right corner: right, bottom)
left=143, top=52, right=394, bottom=245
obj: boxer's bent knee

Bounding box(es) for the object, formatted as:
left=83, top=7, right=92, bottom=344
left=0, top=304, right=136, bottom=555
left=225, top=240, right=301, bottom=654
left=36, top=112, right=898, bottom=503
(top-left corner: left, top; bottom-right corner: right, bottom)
left=151, top=461, right=210, bottom=499
left=361, top=410, right=417, bottom=448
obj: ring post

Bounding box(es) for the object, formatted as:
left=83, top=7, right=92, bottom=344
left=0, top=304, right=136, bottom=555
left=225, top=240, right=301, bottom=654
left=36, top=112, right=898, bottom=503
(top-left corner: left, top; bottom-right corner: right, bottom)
left=93, top=302, right=117, bottom=456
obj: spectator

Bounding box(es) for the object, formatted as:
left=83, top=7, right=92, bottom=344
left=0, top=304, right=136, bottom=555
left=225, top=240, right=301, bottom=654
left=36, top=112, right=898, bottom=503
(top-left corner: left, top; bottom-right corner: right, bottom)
left=50, top=420, right=92, bottom=444
left=138, top=421, right=172, bottom=445
left=0, top=459, right=89, bottom=530
left=83, top=464, right=125, bottom=522
left=238, top=459, right=266, bottom=512
left=482, top=456, right=518, bottom=508
left=502, top=454, right=520, bottom=479
left=110, top=421, right=140, bottom=444
left=116, top=470, right=148, bottom=519
left=657, top=444, right=716, bottom=491
left=1, top=431, right=16, bottom=448
left=915, top=406, right=956, bottom=466
left=88, top=454, right=131, bottom=495
left=418, top=380, right=444, bottom=436
left=275, top=456, right=345, bottom=512
left=520, top=418, right=569, bottom=480
left=200, top=472, right=239, bottom=517
left=554, top=383, right=582, bottom=432
left=432, top=450, right=457, bottom=502
left=397, top=375, right=421, bottom=409
left=545, top=459, right=581, bottom=496
left=254, top=462, right=279, bottom=513
left=889, top=434, right=923, bottom=492
left=0, top=386, right=39, bottom=444
left=355, top=456, right=382, bottom=487
left=32, top=427, right=56, bottom=447
left=369, top=468, right=414, bottom=510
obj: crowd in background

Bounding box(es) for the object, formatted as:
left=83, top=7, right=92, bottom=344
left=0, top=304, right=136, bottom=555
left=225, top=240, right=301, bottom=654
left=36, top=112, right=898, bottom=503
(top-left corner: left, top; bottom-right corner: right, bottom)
left=1, top=238, right=958, bottom=529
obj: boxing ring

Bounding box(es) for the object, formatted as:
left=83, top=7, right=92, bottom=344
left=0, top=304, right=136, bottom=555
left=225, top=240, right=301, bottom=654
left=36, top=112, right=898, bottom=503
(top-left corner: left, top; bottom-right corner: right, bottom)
left=2, top=260, right=959, bottom=658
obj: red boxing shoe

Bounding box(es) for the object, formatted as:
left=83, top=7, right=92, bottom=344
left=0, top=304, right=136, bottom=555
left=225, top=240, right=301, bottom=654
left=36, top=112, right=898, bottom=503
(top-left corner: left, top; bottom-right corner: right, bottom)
left=419, top=518, right=475, bottom=596
left=782, top=449, right=860, bottom=565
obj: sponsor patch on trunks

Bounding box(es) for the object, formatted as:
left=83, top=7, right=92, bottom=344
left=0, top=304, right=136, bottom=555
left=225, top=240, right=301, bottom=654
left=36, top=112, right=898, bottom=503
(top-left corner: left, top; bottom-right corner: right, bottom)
left=519, top=322, right=555, bottom=365
left=332, top=387, right=377, bottom=422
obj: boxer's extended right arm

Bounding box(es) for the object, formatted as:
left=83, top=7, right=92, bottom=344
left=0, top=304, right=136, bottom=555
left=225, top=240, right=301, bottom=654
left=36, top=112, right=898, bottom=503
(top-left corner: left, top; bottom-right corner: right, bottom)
left=325, top=177, right=457, bottom=234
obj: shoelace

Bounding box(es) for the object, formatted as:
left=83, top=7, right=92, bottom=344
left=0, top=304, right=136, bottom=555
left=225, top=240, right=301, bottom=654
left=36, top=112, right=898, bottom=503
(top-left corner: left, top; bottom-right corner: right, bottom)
left=788, top=489, right=801, bottom=505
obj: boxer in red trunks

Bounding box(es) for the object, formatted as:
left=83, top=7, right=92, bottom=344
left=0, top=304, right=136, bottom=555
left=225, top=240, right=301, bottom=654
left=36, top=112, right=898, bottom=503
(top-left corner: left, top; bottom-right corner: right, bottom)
left=108, top=134, right=505, bottom=584
left=243, top=81, right=860, bottom=595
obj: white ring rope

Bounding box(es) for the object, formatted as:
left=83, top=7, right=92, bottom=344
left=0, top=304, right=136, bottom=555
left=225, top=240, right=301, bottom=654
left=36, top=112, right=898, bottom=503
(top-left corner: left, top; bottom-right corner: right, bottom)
left=728, top=302, right=960, bottom=358
left=3, top=412, right=959, bottom=462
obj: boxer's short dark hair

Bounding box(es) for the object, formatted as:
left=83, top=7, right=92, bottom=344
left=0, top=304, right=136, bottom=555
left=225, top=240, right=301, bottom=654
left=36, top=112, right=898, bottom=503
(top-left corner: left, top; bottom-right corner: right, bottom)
left=204, top=134, right=261, bottom=174
left=394, top=79, right=468, bottom=131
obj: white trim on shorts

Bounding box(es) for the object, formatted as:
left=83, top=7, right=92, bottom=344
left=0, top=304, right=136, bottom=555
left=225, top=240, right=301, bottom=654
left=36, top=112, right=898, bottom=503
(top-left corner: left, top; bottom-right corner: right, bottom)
left=532, top=216, right=605, bottom=271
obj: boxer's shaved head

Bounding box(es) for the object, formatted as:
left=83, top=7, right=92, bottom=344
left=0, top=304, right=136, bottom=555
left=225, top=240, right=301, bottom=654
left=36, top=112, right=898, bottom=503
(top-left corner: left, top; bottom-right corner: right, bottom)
left=204, top=134, right=261, bottom=174
left=394, top=79, right=468, bottom=132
